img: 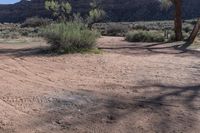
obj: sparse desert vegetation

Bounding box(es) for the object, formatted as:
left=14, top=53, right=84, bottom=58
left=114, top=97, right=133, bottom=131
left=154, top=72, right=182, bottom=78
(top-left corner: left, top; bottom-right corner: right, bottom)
left=0, top=0, right=200, bottom=133
left=0, top=19, right=199, bottom=49
left=125, top=30, right=165, bottom=42
left=0, top=23, right=42, bottom=39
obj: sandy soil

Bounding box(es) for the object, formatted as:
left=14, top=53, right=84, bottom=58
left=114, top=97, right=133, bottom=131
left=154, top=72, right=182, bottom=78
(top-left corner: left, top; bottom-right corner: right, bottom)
left=0, top=36, right=200, bottom=133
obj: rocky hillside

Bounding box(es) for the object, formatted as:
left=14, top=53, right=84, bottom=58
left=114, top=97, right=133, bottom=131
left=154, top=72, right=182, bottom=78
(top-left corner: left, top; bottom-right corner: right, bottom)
left=0, top=0, right=199, bottom=23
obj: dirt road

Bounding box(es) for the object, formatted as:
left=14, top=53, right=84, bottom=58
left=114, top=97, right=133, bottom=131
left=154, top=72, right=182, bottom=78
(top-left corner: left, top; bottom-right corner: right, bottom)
left=0, top=37, right=200, bottom=133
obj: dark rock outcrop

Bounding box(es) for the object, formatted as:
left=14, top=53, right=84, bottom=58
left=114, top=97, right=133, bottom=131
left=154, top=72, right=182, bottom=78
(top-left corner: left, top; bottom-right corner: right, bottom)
left=0, top=0, right=199, bottom=23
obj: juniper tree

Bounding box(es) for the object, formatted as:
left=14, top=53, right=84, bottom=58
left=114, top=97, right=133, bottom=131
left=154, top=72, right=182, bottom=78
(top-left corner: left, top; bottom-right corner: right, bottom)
left=161, top=0, right=182, bottom=41
left=45, top=0, right=72, bottom=21
left=162, top=0, right=200, bottom=45
left=87, top=0, right=106, bottom=29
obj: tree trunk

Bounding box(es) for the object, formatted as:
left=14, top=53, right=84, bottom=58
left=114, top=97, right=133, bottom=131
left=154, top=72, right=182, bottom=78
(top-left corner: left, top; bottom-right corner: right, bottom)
left=174, top=0, right=182, bottom=41
left=187, top=18, right=200, bottom=44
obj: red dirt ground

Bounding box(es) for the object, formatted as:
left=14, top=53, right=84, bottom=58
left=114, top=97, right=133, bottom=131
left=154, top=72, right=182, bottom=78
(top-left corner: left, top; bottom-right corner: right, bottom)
left=0, top=36, right=200, bottom=133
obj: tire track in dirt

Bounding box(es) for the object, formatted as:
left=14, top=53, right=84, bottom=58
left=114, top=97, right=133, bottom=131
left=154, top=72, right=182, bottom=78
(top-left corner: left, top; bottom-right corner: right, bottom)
left=0, top=91, right=98, bottom=115
left=6, top=58, right=56, bottom=83
left=0, top=57, right=66, bottom=90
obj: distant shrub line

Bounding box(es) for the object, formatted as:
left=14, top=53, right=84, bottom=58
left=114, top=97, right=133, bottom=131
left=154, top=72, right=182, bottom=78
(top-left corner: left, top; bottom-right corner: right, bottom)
left=125, top=30, right=165, bottom=42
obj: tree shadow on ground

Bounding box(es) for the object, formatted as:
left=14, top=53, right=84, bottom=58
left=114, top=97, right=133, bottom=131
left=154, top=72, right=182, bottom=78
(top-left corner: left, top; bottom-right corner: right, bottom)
left=24, top=83, right=200, bottom=132
left=0, top=41, right=200, bottom=58
left=0, top=46, right=53, bottom=57
left=99, top=41, right=200, bottom=58
left=0, top=43, right=69, bottom=57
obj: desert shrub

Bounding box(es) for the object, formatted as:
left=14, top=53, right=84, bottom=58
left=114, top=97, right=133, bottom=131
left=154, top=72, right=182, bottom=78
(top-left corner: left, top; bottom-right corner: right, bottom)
left=133, top=24, right=147, bottom=30
left=183, top=24, right=193, bottom=33
left=125, top=30, right=165, bottom=42
left=105, top=24, right=128, bottom=36
left=168, top=33, right=176, bottom=42
left=189, top=20, right=197, bottom=25
left=8, top=32, right=21, bottom=39
left=42, top=22, right=98, bottom=53
left=0, top=23, right=44, bottom=39
left=168, top=30, right=189, bottom=42
left=0, top=30, right=21, bottom=39
left=21, top=17, right=52, bottom=28
left=20, top=27, right=42, bottom=37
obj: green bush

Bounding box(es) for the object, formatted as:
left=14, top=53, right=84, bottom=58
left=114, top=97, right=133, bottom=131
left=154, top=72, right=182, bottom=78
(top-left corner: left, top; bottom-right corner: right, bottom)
left=20, top=27, right=42, bottom=37
left=133, top=24, right=147, bottom=30
left=0, top=23, right=42, bottom=39
left=167, top=30, right=189, bottom=42
left=125, top=30, right=165, bottom=42
left=105, top=24, right=128, bottom=36
left=0, top=30, right=21, bottom=39
left=42, top=22, right=98, bottom=53
left=21, top=17, right=52, bottom=28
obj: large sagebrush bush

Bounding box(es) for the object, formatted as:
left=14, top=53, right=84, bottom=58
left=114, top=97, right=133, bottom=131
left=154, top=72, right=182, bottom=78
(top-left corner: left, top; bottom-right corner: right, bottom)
left=42, top=22, right=99, bottom=53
